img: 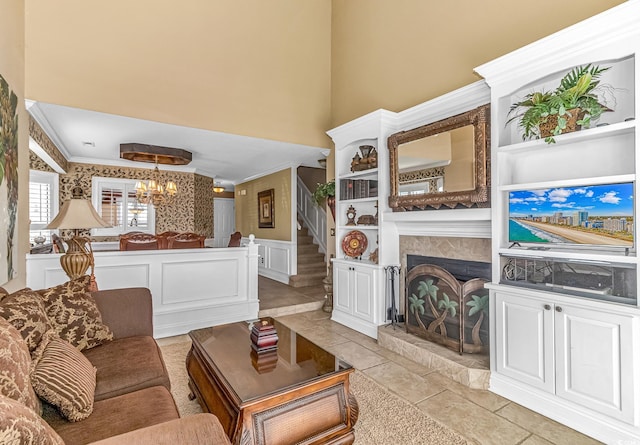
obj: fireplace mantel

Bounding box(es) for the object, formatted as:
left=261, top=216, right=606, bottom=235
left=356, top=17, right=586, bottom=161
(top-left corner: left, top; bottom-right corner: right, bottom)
left=385, top=208, right=491, bottom=238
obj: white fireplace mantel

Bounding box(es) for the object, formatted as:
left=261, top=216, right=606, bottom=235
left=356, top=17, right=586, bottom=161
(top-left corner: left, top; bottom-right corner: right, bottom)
left=384, top=208, right=491, bottom=238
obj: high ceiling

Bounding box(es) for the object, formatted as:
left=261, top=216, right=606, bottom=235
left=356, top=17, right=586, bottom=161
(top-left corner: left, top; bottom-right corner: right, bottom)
left=28, top=101, right=330, bottom=191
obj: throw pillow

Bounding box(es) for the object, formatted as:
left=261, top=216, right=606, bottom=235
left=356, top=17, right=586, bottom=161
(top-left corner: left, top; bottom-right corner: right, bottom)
left=0, top=395, right=64, bottom=445
left=31, top=334, right=97, bottom=422
left=0, top=317, right=41, bottom=413
left=0, top=289, right=53, bottom=354
left=37, top=275, right=113, bottom=351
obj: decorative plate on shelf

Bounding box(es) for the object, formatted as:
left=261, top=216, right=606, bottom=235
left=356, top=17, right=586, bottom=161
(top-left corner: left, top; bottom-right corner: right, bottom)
left=342, top=230, right=368, bottom=258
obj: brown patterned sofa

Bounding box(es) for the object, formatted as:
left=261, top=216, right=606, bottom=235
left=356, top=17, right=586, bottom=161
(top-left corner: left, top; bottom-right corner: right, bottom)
left=0, top=280, right=231, bottom=445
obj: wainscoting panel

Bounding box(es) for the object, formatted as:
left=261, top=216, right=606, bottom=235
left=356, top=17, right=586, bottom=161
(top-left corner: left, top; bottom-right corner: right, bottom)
left=26, top=240, right=260, bottom=338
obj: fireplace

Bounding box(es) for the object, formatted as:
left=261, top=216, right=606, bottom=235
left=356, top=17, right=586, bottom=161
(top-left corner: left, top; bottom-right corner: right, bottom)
left=405, top=255, right=490, bottom=355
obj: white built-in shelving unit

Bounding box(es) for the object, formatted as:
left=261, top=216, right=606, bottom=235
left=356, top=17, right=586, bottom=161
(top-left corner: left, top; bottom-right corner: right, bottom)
left=475, top=2, right=640, bottom=442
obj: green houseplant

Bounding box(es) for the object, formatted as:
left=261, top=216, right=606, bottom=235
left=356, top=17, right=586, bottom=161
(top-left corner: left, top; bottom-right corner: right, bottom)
left=506, top=64, right=612, bottom=143
left=312, top=180, right=335, bottom=220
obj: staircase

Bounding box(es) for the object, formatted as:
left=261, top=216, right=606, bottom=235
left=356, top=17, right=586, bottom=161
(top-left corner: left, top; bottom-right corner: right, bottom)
left=289, top=224, right=327, bottom=288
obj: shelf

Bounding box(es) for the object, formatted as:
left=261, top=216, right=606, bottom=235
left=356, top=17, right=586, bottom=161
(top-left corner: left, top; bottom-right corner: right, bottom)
left=497, top=120, right=635, bottom=153
left=497, top=174, right=636, bottom=192
left=498, top=247, right=636, bottom=263
left=332, top=257, right=381, bottom=268
left=340, top=168, right=379, bottom=180
left=338, top=197, right=378, bottom=204
left=337, top=225, right=378, bottom=230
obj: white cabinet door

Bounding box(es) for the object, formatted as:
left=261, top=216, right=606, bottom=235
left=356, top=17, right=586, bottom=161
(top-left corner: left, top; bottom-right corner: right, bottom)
left=353, top=266, right=374, bottom=322
left=554, top=304, right=636, bottom=423
left=334, top=263, right=353, bottom=314
left=494, top=292, right=555, bottom=393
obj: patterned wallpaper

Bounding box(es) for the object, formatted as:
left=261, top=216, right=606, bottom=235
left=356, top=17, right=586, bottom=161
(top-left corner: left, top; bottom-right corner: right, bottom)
left=60, top=162, right=199, bottom=240
left=29, top=150, right=55, bottom=172
left=193, top=173, right=214, bottom=237
left=28, top=116, right=69, bottom=172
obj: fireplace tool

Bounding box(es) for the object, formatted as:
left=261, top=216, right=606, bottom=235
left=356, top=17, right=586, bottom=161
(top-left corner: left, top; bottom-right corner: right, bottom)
left=385, top=265, right=400, bottom=328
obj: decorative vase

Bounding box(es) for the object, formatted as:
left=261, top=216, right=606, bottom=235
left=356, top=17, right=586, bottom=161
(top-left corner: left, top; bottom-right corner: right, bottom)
left=327, top=196, right=336, bottom=221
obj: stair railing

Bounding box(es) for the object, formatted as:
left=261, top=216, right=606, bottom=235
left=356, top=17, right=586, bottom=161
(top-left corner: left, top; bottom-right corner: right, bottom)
left=296, top=177, right=327, bottom=256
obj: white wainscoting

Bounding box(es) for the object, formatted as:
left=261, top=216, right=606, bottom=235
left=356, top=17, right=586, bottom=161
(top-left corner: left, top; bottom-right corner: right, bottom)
left=26, top=240, right=260, bottom=338
left=250, top=237, right=294, bottom=285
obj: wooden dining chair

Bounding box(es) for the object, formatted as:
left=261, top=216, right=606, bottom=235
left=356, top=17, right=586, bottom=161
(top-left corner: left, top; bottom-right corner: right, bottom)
left=228, top=231, right=242, bottom=247
left=167, top=232, right=205, bottom=249
left=157, top=231, right=179, bottom=249
left=120, top=233, right=160, bottom=250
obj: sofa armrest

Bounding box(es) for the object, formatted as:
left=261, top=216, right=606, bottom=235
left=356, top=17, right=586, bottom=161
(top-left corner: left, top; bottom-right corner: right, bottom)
left=87, top=414, right=231, bottom=445
left=92, top=287, right=153, bottom=338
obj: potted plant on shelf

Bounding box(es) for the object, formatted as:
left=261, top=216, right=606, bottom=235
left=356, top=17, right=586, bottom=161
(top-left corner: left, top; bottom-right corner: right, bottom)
left=312, top=180, right=335, bottom=221
left=506, top=64, right=612, bottom=144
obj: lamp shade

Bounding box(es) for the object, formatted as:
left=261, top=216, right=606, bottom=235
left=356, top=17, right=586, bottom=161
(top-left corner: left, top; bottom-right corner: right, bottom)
left=46, top=199, right=111, bottom=230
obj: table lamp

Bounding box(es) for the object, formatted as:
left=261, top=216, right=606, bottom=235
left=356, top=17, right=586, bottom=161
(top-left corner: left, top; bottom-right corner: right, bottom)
left=45, top=185, right=111, bottom=284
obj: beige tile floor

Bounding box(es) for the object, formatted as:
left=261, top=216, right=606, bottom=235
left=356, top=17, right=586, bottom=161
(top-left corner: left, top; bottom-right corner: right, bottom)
left=257, top=277, right=603, bottom=445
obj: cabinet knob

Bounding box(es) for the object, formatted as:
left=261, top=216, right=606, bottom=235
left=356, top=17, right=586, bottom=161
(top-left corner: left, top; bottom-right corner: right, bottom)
left=544, top=304, right=551, bottom=310
left=555, top=306, right=563, bottom=313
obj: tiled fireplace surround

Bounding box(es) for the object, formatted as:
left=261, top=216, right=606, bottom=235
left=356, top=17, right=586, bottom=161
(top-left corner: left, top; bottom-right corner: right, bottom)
left=378, top=234, right=492, bottom=389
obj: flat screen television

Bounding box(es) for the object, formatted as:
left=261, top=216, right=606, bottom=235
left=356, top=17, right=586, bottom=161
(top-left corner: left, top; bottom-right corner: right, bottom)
left=509, top=182, right=634, bottom=249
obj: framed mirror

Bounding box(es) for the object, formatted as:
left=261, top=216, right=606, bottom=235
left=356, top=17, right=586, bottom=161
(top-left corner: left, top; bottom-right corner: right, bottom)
left=388, top=104, right=490, bottom=211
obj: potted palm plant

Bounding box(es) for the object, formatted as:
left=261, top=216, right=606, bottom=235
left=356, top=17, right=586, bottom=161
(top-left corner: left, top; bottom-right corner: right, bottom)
left=506, top=64, right=612, bottom=143
left=312, top=180, right=335, bottom=220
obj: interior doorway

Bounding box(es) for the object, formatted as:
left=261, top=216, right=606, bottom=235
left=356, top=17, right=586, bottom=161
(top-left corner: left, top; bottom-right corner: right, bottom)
left=213, top=198, right=235, bottom=247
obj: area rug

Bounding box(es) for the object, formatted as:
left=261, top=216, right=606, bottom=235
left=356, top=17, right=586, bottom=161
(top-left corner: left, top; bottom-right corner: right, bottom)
left=159, top=341, right=470, bottom=445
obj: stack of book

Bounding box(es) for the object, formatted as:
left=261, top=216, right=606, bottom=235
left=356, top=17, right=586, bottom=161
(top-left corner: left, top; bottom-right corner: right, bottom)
left=339, top=179, right=378, bottom=200
left=250, top=320, right=279, bottom=373
left=250, top=320, right=279, bottom=353
left=250, top=348, right=278, bottom=373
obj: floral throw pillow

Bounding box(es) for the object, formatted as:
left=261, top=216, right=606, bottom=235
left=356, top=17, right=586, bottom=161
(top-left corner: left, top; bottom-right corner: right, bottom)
left=0, top=316, right=41, bottom=413
left=0, top=289, right=53, bottom=354
left=37, top=276, right=113, bottom=351
left=0, top=394, right=64, bottom=445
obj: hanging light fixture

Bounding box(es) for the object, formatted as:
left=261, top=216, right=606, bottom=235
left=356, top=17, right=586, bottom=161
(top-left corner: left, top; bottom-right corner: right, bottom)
left=134, top=157, right=178, bottom=207
left=119, top=144, right=190, bottom=208
left=213, top=182, right=225, bottom=194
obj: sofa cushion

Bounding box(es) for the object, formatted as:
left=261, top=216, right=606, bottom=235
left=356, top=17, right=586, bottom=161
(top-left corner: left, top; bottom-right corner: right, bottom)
left=83, top=336, right=171, bottom=401
left=37, top=276, right=114, bottom=351
left=49, top=385, right=179, bottom=445
left=32, top=335, right=97, bottom=422
left=0, top=316, right=40, bottom=413
left=0, top=288, right=53, bottom=354
left=0, top=394, right=64, bottom=445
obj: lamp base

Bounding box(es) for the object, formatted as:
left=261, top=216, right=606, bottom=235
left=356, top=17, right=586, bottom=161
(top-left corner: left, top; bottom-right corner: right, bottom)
left=59, top=237, right=93, bottom=280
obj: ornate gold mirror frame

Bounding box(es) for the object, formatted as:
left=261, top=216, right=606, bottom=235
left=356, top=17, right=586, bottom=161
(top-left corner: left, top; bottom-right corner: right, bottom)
left=388, top=104, right=490, bottom=211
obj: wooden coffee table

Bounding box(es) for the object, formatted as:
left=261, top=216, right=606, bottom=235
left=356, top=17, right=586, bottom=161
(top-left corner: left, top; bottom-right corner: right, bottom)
left=187, top=318, right=358, bottom=445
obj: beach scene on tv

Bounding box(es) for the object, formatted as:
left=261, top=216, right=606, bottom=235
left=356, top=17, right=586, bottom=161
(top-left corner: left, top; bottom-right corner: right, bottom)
left=509, top=183, right=634, bottom=247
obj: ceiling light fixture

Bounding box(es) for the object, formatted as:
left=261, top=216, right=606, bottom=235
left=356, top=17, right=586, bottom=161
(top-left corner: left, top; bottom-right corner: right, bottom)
left=134, top=157, right=178, bottom=207
left=213, top=182, right=225, bottom=194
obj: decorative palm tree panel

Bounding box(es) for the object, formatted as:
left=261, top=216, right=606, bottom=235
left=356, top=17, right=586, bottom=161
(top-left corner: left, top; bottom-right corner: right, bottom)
left=406, top=264, right=489, bottom=355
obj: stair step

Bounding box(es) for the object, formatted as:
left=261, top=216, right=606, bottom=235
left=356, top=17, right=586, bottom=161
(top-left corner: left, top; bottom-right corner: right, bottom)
left=298, top=253, right=325, bottom=265
left=298, top=243, right=320, bottom=254
left=297, top=262, right=327, bottom=273
left=297, top=235, right=314, bottom=245
left=289, top=272, right=326, bottom=288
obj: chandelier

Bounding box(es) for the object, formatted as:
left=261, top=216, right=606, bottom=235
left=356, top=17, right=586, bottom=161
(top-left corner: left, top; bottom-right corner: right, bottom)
left=135, top=163, right=178, bottom=207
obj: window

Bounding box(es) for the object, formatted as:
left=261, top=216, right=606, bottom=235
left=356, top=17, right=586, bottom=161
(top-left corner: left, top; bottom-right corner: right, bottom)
left=29, top=170, right=59, bottom=244
left=91, top=177, right=155, bottom=236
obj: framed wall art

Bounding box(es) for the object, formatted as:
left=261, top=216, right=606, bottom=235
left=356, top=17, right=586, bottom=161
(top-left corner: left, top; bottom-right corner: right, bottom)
left=258, top=189, right=275, bottom=228
left=0, top=74, right=19, bottom=283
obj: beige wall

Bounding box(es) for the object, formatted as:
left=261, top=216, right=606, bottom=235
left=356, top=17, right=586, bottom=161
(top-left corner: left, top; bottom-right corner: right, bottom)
left=24, top=0, right=332, bottom=149
left=330, top=0, right=625, bottom=127
left=235, top=169, right=292, bottom=241
left=0, top=0, right=27, bottom=291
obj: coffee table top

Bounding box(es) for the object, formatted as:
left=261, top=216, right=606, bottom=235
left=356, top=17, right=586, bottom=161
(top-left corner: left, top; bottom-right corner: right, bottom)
left=189, top=318, right=352, bottom=403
